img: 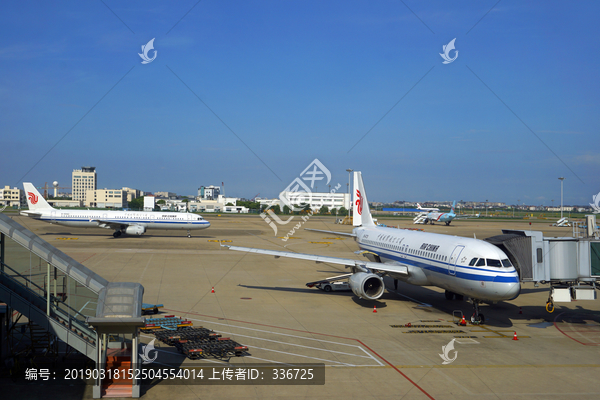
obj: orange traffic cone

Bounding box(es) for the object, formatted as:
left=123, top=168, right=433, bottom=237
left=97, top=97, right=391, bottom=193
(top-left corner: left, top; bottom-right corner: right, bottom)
left=373, top=306, right=377, bottom=313
left=459, top=316, right=467, bottom=326
left=211, top=287, right=215, bottom=293
left=512, top=332, right=518, bottom=341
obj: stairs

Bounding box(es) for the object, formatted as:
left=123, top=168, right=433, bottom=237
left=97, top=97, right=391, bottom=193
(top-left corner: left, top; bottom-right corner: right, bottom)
left=102, top=349, right=133, bottom=398
left=413, top=212, right=428, bottom=224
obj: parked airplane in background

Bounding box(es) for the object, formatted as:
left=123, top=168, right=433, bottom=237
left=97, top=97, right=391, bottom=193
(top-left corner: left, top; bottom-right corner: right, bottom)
left=422, top=201, right=458, bottom=226
left=416, top=203, right=439, bottom=212
left=224, top=172, right=520, bottom=323
left=21, top=183, right=210, bottom=238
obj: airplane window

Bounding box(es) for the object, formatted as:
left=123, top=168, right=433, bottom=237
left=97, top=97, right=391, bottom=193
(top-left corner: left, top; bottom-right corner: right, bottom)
left=501, top=259, right=512, bottom=267
left=487, top=259, right=502, bottom=267
left=469, top=258, right=478, bottom=266
left=476, top=258, right=486, bottom=266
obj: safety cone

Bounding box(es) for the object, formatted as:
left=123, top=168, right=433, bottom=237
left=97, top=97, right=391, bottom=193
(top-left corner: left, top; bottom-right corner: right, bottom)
left=519, top=307, right=523, bottom=314
left=512, top=332, right=519, bottom=341
left=211, top=287, right=215, bottom=293
left=459, top=316, right=467, bottom=326
left=373, top=306, right=377, bottom=313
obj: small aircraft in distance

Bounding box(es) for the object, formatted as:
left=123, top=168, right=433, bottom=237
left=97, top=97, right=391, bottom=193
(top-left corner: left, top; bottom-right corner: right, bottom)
left=416, top=203, right=440, bottom=212
left=21, top=183, right=210, bottom=238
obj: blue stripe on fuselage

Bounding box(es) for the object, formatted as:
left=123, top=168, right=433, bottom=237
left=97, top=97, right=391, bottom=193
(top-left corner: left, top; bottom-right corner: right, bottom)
left=359, top=242, right=519, bottom=283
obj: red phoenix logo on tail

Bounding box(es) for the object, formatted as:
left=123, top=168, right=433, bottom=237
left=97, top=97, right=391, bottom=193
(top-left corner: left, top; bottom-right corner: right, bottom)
left=28, top=192, right=38, bottom=204
left=355, top=189, right=363, bottom=215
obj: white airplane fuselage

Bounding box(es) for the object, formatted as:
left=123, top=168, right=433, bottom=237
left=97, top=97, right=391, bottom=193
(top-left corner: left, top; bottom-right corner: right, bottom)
left=26, top=209, right=210, bottom=232
left=355, top=226, right=520, bottom=302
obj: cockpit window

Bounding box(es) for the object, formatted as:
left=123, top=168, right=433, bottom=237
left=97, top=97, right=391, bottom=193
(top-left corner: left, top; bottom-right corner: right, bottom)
left=476, top=258, right=486, bottom=266
left=486, top=259, right=502, bottom=267
left=469, top=258, right=478, bottom=266
left=501, top=259, right=512, bottom=267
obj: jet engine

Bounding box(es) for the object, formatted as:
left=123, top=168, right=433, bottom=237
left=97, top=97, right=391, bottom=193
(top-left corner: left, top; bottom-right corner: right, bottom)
left=348, top=272, right=385, bottom=300
left=125, top=225, right=146, bottom=236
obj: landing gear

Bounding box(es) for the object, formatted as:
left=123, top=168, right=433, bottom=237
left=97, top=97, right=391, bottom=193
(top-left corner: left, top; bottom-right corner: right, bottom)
left=187, top=230, right=191, bottom=238
left=394, top=279, right=398, bottom=290
left=470, top=300, right=485, bottom=325
left=113, top=231, right=122, bottom=238
left=445, top=221, right=451, bottom=226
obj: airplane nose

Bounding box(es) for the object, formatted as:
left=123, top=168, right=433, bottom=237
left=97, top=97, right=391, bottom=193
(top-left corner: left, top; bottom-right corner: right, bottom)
left=504, top=281, right=521, bottom=300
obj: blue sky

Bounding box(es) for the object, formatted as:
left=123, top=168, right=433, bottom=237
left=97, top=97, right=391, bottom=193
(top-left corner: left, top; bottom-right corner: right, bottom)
left=1, top=1, right=599, bottom=205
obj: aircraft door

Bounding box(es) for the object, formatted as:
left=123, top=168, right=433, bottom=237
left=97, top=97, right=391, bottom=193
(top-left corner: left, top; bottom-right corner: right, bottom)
left=448, top=245, right=465, bottom=276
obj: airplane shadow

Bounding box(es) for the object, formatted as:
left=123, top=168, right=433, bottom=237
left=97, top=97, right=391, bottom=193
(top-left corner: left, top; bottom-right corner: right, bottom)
left=381, top=277, right=590, bottom=329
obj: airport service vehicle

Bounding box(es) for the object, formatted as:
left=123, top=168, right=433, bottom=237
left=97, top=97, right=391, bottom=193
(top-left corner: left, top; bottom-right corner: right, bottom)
left=316, top=281, right=351, bottom=292
left=224, top=172, right=520, bottom=323
left=21, top=183, right=210, bottom=238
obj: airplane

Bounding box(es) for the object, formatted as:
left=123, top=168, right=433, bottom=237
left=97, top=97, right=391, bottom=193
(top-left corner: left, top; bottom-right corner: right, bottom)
left=416, top=203, right=439, bottom=212
left=422, top=201, right=457, bottom=225
left=21, top=183, right=210, bottom=238
left=223, top=172, right=520, bottom=324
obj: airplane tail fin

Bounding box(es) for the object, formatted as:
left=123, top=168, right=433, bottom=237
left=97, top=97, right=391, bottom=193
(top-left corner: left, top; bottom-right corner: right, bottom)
left=23, top=183, right=53, bottom=210
left=450, top=200, right=456, bottom=214
left=352, top=172, right=375, bottom=227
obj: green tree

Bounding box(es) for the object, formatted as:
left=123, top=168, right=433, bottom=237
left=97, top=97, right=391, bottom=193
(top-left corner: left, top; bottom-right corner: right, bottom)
left=319, top=205, right=329, bottom=215
left=157, top=199, right=165, bottom=205
left=226, top=202, right=234, bottom=206
left=283, top=205, right=291, bottom=215
left=128, top=197, right=144, bottom=210
left=271, top=205, right=281, bottom=214
left=330, top=208, right=337, bottom=216
left=338, top=207, right=348, bottom=216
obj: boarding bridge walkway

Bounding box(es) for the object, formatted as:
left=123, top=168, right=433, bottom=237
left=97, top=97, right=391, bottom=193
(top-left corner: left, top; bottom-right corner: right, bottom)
left=0, top=213, right=145, bottom=398
left=0, top=213, right=108, bottom=359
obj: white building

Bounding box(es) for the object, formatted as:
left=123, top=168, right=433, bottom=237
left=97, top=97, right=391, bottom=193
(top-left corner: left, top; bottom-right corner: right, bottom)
left=72, top=167, right=97, bottom=204
left=198, top=185, right=220, bottom=200
left=85, top=189, right=126, bottom=208
left=259, top=191, right=350, bottom=213
left=0, top=186, right=24, bottom=208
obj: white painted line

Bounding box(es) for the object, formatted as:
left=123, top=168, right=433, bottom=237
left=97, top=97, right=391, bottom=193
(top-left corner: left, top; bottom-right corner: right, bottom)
left=357, top=344, right=385, bottom=366
left=184, top=317, right=362, bottom=347
left=250, top=346, right=356, bottom=366
left=214, top=330, right=373, bottom=360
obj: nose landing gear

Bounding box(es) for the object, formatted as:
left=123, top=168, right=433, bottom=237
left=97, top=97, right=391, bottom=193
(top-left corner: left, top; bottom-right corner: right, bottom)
left=470, top=300, right=485, bottom=325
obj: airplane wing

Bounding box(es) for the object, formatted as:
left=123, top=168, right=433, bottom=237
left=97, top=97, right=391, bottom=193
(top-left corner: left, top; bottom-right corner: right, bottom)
left=92, top=219, right=130, bottom=230
left=304, top=228, right=356, bottom=237
left=20, top=211, right=42, bottom=217
left=222, top=245, right=408, bottom=276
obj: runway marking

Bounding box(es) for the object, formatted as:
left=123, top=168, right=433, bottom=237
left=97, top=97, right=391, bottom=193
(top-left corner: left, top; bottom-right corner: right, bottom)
left=55, top=237, right=78, bottom=240
left=183, top=317, right=383, bottom=367
left=164, top=308, right=433, bottom=399
left=250, top=346, right=358, bottom=366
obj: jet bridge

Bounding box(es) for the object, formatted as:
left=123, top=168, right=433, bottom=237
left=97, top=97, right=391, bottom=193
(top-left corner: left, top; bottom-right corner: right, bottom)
left=485, top=215, right=600, bottom=312
left=0, top=213, right=145, bottom=398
